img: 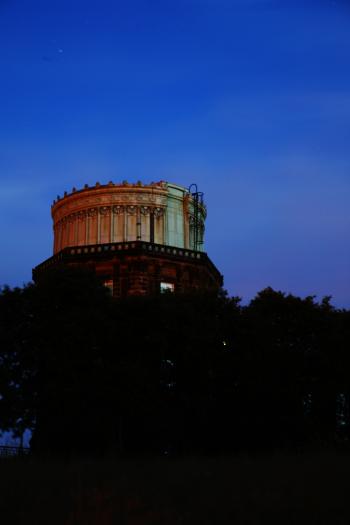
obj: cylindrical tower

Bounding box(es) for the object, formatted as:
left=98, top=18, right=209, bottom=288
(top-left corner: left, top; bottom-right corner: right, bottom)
left=51, top=181, right=206, bottom=254
left=33, top=181, right=222, bottom=297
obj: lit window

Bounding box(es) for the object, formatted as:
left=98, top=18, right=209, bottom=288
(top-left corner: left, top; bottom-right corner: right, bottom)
left=160, top=282, right=175, bottom=293
left=103, top=279, right=113, bottom=294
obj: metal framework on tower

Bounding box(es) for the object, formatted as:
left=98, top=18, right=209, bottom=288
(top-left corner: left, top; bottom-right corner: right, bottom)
left=188, top=183, right=204, bottom=252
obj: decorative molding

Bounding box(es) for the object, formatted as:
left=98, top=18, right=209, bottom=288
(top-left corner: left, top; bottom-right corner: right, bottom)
left=112, top=205, right=124, bottom=215
left=87, top=208, right=97, bottom=218
left=153, top=207, right=165, bottom=218
left=127, top=205, right=137, bottom=215
left=77, top=210, right=86, bottom=221
left=53, top=191, right=168, bottom=222
left=99, top=206, right=111, bottom=216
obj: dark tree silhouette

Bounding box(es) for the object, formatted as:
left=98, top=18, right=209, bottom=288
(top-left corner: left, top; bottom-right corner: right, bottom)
left=0, top=273, right=349, bottom=455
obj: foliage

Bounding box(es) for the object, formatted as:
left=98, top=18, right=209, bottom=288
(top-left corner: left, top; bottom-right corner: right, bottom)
left=0, top=270, right=349, bottom=455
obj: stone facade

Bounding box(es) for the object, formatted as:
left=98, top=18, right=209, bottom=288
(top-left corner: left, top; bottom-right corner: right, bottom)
left=34, top=181, right=222, bottom=296
left=33, top=241, right=223, bottom=297
left=51, top=181, right=206, bottom=254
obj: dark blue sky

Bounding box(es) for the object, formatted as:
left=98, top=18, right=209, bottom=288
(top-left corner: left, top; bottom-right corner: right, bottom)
left=1, top=0, right=349, bottom=306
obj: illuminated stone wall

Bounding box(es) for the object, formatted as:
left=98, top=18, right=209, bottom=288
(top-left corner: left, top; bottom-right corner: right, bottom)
left=34, top=181, right=221, bottom=295
left=33, top=242, right=223, bottom=297
left=51, top=181, right=206, bottom=254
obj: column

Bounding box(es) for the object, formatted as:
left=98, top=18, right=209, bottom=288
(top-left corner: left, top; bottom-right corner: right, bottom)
left=100, top=206, right=111, bottom=244
left=112, top=205, right=124, bottom=242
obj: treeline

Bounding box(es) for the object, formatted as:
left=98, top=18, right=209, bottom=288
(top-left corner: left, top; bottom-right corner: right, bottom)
left=0, top=267, right=349, bottom=455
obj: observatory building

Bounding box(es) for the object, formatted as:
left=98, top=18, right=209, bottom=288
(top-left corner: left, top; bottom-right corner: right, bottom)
left=33, top=181, right=222, bottom=296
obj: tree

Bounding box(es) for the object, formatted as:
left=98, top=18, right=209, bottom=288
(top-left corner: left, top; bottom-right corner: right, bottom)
left=0, top=273, right=348, bottom=455
left=0, top=283, right=36, bottom=442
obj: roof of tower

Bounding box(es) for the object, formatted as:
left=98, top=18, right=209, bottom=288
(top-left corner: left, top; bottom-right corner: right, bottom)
left=51, top=180, right=169, bottom=207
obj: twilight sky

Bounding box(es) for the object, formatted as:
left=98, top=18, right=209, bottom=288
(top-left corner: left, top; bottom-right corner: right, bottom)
left=0, top=0, right=349, bottom=307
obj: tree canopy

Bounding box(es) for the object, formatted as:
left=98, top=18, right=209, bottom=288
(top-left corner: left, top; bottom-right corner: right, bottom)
left=0, top=269, right=349, bottom=455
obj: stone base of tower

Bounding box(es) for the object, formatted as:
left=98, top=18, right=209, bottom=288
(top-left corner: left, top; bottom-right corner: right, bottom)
left=33, top=241, right=223, bottom=298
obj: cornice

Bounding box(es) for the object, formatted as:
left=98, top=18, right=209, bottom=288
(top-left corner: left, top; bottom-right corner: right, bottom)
left=52, top=180, right=167, bottom=207
left=51, top=181, right=169, bottom=221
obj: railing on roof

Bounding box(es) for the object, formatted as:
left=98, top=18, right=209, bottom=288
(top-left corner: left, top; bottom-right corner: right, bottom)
left=33, top=241, right=223, bottom=284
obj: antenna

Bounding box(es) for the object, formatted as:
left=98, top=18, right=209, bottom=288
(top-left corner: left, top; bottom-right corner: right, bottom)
left=188, top=183, right=204, bottom=251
